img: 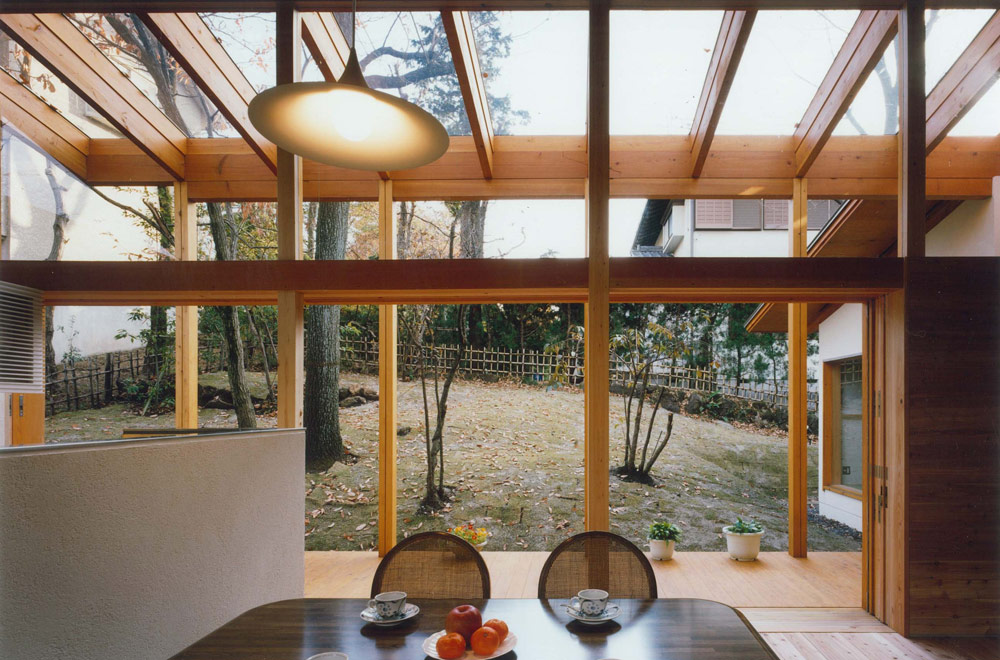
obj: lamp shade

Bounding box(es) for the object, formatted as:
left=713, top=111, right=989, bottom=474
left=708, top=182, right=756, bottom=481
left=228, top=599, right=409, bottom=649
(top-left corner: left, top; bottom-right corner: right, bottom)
left=248, top=76, right=450, bottom=172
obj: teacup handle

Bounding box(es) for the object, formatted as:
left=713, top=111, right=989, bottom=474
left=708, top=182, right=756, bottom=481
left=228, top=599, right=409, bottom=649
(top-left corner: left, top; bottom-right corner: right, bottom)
left=569, top=596, right=581, bottom=612
left=368, top=599, right=378, bottom=610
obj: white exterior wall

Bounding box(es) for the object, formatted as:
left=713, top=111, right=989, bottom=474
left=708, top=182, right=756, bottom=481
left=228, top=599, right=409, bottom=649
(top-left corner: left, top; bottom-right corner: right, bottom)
left=926, top=197, right=997, bottom=257
left=0, top=430, right=305, bottom=660
left=817, top=304, right=864, bottom=531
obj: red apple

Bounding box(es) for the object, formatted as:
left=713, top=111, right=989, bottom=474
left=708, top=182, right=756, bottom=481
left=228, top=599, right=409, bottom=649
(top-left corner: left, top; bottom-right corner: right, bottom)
left=445, top=604, right=482, bottom=643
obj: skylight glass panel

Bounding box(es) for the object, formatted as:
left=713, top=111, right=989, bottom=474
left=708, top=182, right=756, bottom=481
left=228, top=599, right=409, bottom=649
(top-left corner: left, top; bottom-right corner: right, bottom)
left=351, top=12, right=469, bottom=136
left=68, top=14, right=236, bottom=138
left=0, top=29, right=123, bottom=138
left=610, top=11, right=723, bottom=135
left=950, top=80, right=1000, bottom=136
left=715, top=10, right=858, bottom=135
left=471, top=11, right=587, bottom=136
left=200, top=13, right=276, bottom=92
left=832, top=36, right=898, bottom=136
left=925, top=9, right=995, bottom=91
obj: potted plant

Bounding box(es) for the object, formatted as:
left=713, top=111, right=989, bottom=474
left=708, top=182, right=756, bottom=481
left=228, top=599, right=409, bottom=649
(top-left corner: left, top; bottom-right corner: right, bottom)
left=449, top=524, right=489, bottom=552
left=647, top=522, right=681, bottom=560
left=722, top=517, right=764, bottom=561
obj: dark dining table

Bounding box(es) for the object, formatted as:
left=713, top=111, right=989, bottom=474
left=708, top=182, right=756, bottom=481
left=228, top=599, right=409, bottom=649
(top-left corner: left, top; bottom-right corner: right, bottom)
left=171, top=597, right=778, bottom=660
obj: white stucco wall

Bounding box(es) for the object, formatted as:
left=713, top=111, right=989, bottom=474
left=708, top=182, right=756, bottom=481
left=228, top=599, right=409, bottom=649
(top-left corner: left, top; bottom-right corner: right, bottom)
left=0, top=430, right=305, bottom=660
left=926, top=197, right=997, bottom=257
left=817, top=304, right=864, bottom=531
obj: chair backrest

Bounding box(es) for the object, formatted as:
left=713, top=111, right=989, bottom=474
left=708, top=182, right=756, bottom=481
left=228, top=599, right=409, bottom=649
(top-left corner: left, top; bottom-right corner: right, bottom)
left=537, top=531, right=657, bottom=600
left=371, top=531, right=491, bottom=599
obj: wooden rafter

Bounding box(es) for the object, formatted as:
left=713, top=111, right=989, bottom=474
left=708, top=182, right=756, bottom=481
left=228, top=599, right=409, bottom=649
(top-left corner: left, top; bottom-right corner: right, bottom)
left=301, top=12, right=350, bottom=82
left=0, top=13, right=186, bottom=179
left=442, top=11, right=494, bottom=179
left=926, top=10, right=1000, bottom=153
left=689, top=10, right=756, bottom=178
left=794, top=10, right=897, bottom=176
left=0, top=69, right=88, bottom=180
left=139, top=12, right=278, bottom=173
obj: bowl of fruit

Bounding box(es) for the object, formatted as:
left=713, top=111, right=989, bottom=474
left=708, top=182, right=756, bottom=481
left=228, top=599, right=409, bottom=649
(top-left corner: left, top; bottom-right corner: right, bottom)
left=422, top=604, right=515, bottom=660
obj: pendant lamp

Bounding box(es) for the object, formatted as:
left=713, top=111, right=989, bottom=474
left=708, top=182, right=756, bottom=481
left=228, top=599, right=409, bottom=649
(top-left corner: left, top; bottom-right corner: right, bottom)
left=249, top=0, right=449, bottom=171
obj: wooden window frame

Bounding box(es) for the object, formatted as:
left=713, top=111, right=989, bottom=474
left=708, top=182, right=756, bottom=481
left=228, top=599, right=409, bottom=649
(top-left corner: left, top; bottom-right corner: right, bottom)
left=822, top=356, right=863, bottom=500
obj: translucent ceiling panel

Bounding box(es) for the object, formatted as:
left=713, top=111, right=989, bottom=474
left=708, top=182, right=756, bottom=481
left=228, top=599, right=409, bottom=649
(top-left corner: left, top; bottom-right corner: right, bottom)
left=471, top=11, right=587, bottom=135
left=715, top=10, right=857, bottom=135
left=0, top=29, right=123, bottom=138
left=951, top=80, right=1000, bottom=136
left=832, top=36, right=898, bottom=136
left=925, top=9, right=995, bottom=91
left=200, top=13, right=276, bottom=92
left=353, top=12, right=469, bottom=136
left=610, top=11, right=723, bottom=135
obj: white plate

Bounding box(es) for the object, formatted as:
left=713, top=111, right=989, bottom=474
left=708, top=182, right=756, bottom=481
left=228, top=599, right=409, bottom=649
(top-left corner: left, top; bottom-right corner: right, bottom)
left=565, top=602, right=622, bottom=625
left=360, top=602, right=420, bottom=626
left=422, top=630, right=517, bottom=660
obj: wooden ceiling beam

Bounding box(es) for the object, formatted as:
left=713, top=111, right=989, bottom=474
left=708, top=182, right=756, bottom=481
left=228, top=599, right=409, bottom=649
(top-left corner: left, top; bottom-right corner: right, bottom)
left=689, top=10, right=756, bottom=178
left=443, top=11, right=494, bottom=179
left=0, top=69, right=88, bottom=180
left=0, top=13, right=186, bottom=180
left=139, top=12, right=278, bottom=173
left=794, top=10, right=897, bottom=176
left=926, top=10, right=1000, bottom=153
left=301, top=12, right=350, bottom=83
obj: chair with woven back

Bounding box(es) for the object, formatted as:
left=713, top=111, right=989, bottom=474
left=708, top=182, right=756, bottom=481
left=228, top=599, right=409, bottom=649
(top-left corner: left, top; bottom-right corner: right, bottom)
left=371, top=531, right=491, bottom=599
left=537, top=531, right=658, bottom=600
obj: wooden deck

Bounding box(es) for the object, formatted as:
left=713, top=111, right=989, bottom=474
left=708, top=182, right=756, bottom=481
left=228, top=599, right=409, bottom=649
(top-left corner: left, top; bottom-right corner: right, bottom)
left=305, top=551, right=997, bottom=660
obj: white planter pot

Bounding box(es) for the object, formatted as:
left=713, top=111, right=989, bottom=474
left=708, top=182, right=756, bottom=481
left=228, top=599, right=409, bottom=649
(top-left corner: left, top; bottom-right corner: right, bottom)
left=648, top=538, right=675, bottom=561
left=723, top=527, right=763, bottom=561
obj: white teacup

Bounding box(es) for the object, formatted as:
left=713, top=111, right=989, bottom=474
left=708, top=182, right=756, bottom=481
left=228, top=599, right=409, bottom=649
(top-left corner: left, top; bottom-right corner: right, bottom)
left=368, top=591, right=407, bottom=619
left=569, top=588, right=609, bottom=617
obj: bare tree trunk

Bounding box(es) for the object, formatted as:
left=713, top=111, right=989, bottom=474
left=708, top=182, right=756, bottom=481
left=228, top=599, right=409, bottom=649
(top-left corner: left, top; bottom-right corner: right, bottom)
left=643, top=413, right=674, bottom=475
left=246, top=307, right=275, bottom=403
left=42, top=162, right=70, bottom=377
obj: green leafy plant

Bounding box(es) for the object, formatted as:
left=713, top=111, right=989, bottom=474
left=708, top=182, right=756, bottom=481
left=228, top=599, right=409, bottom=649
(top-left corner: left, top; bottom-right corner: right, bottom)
left=727, top=517, right=763, bottom=534
left=648, top=521, right=682, bottom=542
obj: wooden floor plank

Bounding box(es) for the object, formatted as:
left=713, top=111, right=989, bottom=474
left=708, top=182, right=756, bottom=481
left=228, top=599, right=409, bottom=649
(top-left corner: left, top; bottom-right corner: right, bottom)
left=741, top=608, right=892, bottom=633
left=763, top=633, right=1000, bottom=660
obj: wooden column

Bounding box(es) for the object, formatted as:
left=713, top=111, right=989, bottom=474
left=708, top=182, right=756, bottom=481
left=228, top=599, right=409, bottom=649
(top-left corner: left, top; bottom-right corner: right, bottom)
left=174, top=182, right=198, bottom=429
left=1, top=112, right=9, bottom=446
left=898, top=0, right=926, bottom=258
left=787, top=177, right=809, bottom=558
left=992, top=176, right=999, bottom=256
left=584, top=0, right=610, bottom=532
left=276, top=4, right=304, bottom=429
left=377, top=180, right=397, bottom=556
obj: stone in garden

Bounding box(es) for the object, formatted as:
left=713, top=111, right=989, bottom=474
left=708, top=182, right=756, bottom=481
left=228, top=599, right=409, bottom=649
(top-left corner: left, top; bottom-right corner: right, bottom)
left=340, top=396, right=367, bottom=408
left=686, top=392, right=705, bottom=414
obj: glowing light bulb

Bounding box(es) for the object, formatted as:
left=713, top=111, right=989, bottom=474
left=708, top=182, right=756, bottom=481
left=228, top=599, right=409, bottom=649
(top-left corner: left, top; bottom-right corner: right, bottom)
left=331, top=89, right=376, bottom=142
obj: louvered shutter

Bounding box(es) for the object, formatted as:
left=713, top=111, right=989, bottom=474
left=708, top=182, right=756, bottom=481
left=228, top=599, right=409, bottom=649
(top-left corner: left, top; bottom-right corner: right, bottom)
left=764, top=200, right=789, bottom=229
left=732, top=200, right=762, bottom=229
left=695, top=200, right=733, bottom=229
left=0, top=282, right=44, bottom=393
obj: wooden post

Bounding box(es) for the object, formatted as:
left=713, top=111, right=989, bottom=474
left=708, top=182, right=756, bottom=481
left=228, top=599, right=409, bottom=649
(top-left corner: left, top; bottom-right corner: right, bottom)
left=898, top=0, right=926, bottom=258
left=788, top=177, right=809, bottom=558
left=584, top=0, right=610, bottom=532
left=378, top=180, right=398, bottom=556
left=174, top=182, right=198, bottom=428
left=276, top=4, right=304, bottom=430
left=0, top=109, right=8, bottom=446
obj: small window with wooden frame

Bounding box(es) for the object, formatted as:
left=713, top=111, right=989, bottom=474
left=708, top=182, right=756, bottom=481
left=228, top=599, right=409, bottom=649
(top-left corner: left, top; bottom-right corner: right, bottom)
left=822, top=356, right=863, bottom=499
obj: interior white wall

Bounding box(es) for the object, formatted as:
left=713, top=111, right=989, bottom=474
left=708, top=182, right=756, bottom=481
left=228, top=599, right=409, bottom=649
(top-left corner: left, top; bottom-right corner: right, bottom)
left=817, top=304, right=864, bottom=531
left=0, top=394, right=10, bottom=447
left=0, top=430, right=305, bottom=660
left=927, top=197, right=998, bottom=257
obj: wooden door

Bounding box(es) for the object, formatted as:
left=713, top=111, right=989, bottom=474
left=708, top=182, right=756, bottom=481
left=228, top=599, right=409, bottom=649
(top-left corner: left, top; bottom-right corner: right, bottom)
left=11, top=393, right=45, bottom=446
left=864, top=298, right=888, bottom=619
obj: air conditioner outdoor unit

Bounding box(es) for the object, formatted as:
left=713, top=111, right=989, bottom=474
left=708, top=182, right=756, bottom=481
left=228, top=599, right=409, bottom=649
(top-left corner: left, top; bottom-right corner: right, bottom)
left=0, top=281, right=44, bottom=393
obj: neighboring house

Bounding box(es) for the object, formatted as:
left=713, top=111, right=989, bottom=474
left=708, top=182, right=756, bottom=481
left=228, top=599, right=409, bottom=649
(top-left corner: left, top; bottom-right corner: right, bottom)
left=744, top=198, right=1000, bottom=531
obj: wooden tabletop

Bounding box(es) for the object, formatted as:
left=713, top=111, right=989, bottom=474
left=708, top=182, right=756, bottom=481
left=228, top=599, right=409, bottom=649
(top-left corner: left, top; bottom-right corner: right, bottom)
left=171, top=597, right=778, bottom=660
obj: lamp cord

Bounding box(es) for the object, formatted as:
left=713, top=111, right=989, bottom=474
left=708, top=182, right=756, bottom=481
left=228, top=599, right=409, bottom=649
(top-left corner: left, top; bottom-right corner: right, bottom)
left=351, top=0, right=357, bottom=49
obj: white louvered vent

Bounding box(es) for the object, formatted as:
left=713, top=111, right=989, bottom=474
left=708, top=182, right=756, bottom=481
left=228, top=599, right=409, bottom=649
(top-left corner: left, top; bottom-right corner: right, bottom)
left=0, top=282, right=44, bottom=393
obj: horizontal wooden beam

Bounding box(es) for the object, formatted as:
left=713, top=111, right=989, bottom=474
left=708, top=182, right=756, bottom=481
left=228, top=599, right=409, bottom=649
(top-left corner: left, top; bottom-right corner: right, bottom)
left=794, top=10, right=897, bottom=176
left=140, top=12, right=278, bottom=172
left=690, top=10, right=756, bottom=178
left=926, top=10, right=1000, bottom=152
left=0, top=69, right=88, bottom=180
left=3, top=257, right=902, bottom=306
left=0, top=13, right=187, bottom=180
left=74, top=134, right=1000, bottom=200
left=1, top=3, right=994, bottom=14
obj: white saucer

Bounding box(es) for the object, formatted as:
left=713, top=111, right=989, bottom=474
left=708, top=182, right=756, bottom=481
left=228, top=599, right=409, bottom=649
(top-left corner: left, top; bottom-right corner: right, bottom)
left=565, top=602, right=622, bottom=625
left=361, top=602, right=420, bottom=626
